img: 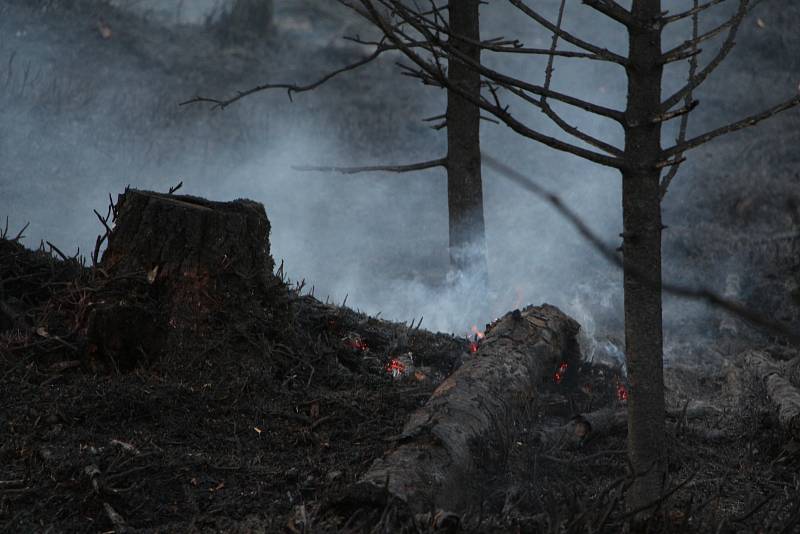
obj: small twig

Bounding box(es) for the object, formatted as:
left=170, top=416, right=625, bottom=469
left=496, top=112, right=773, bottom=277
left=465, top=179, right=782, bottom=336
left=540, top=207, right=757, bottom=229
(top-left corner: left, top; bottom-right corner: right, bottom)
left=12, top=222, right=29, bottom=242
left=45, top=241, right=68, bottom=262
left=168, top=181, right=183, bottom=194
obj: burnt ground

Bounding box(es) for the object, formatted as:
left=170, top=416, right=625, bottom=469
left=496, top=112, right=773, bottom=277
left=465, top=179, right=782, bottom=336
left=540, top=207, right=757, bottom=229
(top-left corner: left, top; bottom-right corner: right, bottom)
left=2, top=224, right=800, bottom=533
left=0, top=234, right=467, bottom=533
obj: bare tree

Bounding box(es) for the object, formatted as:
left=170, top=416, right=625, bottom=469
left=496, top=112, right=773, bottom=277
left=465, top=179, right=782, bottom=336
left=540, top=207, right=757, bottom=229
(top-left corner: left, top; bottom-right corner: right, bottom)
left=297, top=2, right=490, bottom=289
left=334, top=0, right=800, bottom=513
left=186, top=2, right=490, bottom=292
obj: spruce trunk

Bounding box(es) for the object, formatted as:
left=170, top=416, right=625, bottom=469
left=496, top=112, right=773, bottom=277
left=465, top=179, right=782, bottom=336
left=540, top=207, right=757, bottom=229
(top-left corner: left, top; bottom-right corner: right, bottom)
left=446, top=0, right=488, bottom=288
left=623, top=0, right=667, bottom=511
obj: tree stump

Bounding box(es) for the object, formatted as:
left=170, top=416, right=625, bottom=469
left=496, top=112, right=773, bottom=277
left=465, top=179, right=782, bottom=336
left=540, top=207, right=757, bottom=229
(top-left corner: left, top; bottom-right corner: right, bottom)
left=86, top=189, right=279, bottom=370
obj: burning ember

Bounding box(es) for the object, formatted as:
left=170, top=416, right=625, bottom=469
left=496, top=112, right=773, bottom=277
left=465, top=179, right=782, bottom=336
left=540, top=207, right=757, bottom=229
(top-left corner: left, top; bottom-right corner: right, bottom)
left=553, top=362, right=569, bottom=384
left=468, top=325, right=484, bottom=353
left=385, top=358, right=406, bottom=378
left=343, top=333, right=368, bottom=352
left=617, top=383, right=628, bottom=402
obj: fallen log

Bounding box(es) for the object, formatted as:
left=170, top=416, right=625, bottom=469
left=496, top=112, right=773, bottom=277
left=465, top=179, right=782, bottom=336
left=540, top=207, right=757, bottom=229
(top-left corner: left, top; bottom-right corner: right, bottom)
left=339, top=304, right=580, bottom=516
left=745, top=350, right=800, bottom=440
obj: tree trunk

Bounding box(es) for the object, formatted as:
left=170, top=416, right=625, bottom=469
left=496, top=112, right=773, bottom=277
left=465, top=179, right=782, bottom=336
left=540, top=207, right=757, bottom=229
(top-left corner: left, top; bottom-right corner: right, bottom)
left=622, top=0, right=667, bottom=512
left=446, top=0, right=489, bottom=289
left=337, top=305, right=580, bottom=517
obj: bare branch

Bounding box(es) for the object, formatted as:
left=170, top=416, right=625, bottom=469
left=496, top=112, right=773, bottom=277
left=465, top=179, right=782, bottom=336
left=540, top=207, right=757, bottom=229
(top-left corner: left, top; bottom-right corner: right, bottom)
left=662, top=0, right=750, bottom=111
left=479, top=42, right=612, bottom=62
left=652, top=100, right=699, bottom=125
left=293, top=158, right=447, bottom=174
left=581, top=0, right=634, bottom=27
left=508, top=0, right=628, bottom=65
left=482, top=153, right=800, bottom=342
left=660, top=0, right=700, bottom=199
left=499, top=80, right=624, bottom=156
left=339, top=0, right=624, bottom=167
left=370, top=22, right=615, bottom=62
left=662, top=47, right=703, bottom=65
left=180, top=45, right=390, bottom=108
left=347, top=1, right=625, bottom=123
left=534, top=0, right=622, bottom=157
left=663, top=95, right=800, bottom=158
left=542, top=0, right=567, bottom=101
left=388, top=2, right=627, bottom=123
left=12, top=221, right=29, bottom=243
left=660, top=0, right=729, bottom=26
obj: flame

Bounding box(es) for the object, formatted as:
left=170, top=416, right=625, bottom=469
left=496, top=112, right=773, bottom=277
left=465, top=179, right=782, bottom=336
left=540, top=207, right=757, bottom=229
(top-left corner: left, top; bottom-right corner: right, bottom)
left=617, top=383, right=628, bottom=401
left=553, top=361, right=569, bottom=384
left=385, top=359, right=406, bottom=377
left=468, top=325, right=484, bottom=353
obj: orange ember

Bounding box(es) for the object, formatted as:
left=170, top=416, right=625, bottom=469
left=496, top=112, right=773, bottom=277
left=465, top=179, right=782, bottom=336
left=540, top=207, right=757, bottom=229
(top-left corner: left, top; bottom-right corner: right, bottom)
left=553, top=362, right=569, bottom=384
left=386, top=359, right=406, bottom=377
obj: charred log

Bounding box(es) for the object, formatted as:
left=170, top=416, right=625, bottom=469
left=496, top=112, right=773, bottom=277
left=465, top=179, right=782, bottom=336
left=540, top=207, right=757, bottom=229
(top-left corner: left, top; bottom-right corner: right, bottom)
left=745, top=350, right=800, bottom=440
left=333, top=304, right=580, bottom=519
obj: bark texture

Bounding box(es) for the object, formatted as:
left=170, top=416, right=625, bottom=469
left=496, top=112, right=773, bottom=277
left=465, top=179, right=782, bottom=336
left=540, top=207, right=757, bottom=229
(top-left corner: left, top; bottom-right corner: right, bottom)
left=87, top=189, right=278, bottom=369
left=350, top=304, right=580, bottom=514
left=446, top=0, right=488, bottom=287
left=103, top=189, right=274, bottom=283
left=622, top=0, right=667, bottom=511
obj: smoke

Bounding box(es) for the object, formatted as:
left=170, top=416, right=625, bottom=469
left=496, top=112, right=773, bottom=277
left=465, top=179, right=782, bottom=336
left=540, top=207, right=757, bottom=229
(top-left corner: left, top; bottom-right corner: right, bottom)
left=0, top=0, right=797, bottom=347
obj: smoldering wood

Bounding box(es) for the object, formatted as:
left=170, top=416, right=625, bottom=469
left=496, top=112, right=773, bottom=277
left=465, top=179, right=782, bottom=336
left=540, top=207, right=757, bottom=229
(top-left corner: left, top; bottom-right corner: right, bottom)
left=338, top=304, right=580, bottom=515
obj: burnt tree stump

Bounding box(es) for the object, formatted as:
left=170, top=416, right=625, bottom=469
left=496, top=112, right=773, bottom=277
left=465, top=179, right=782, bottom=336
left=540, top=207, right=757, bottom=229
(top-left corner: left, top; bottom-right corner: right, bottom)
left=86, top=189, right=279, bottom=370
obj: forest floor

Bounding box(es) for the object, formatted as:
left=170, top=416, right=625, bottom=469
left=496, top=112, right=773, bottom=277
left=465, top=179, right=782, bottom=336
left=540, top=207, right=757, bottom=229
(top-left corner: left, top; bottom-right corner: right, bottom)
left=1, top=223, right=799, bottom=533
